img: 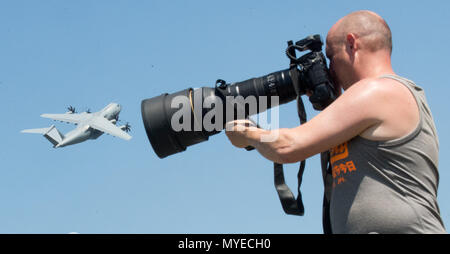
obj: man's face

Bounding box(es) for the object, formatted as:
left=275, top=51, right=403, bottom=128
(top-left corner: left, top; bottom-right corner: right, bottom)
left=325, top=34, right=355, bottom=90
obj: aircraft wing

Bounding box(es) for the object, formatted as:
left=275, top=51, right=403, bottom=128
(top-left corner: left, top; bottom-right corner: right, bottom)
left=40, top=113, right=90, bottom=124
left=89, top=116, right=132, bottom=141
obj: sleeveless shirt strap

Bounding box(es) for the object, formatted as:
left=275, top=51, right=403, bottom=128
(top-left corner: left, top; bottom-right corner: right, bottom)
left=376, top=74, right=424, bottom=147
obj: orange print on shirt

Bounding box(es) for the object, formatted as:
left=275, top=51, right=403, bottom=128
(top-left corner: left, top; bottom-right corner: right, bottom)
left=330, top=142, right=358, bottom=187
left=330, top=142, right=349, bottom=164
left=332, top=161, right=356, bottom=178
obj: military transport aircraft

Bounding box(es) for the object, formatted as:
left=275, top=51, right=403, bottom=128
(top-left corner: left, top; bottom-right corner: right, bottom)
left=22, top=103, right=132, bottom=148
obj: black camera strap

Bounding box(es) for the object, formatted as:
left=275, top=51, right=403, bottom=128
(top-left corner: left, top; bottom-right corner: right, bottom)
left=273, top=94, right=307, bottom=216
left=321, top=151, right=333, bottom=234
left=273, top=98, right=333, bottom=233
left=273, top=44, right=309, bottom=215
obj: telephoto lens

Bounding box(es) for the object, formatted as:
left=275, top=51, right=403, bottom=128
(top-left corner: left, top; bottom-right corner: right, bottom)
left=141, top=69, right=296, bottom=158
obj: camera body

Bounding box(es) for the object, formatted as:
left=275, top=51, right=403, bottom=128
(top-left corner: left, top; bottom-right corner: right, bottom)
left=286, top=34, right=336, bottom=110
left=141, top=35, right=336, bottom=158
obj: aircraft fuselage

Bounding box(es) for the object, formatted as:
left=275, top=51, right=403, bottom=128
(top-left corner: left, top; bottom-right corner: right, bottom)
left=55, top=103, right=122, bottom=148
left=56, top=125, right=104, bottom=147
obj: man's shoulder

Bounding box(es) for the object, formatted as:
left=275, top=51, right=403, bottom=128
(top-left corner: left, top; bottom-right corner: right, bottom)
left=338, top=75, right=418, bottom=123
left=346, top=76, right=410, bottom=101
left=346, top=76, right=420, bottom=140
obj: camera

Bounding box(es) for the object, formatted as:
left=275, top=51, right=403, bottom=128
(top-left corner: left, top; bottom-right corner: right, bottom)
left=141, top=34, right=336, bottom=158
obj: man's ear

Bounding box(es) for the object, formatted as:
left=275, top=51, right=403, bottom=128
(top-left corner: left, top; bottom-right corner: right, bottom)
left=346, top=33, right=357, bottom=53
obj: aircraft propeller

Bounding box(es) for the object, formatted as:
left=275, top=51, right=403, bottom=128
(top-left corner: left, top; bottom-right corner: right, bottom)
left=114, top=115, right=131, bottom=133
left=123, top=122, right=131, bottom=133
left=67, top=106, right=76, bottom=114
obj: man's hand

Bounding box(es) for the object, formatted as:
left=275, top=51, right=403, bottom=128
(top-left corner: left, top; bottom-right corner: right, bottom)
left=224, top=119, right=257, bottom=148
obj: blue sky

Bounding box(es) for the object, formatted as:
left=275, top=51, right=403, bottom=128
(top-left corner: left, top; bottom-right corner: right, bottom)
left=1, top=0, right=449, bottom=233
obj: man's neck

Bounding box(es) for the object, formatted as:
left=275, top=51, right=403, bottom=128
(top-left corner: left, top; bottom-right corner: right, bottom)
left=355, top=51, right=395, bottom=80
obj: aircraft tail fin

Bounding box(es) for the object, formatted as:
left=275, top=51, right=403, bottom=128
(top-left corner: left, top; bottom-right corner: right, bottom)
left=21, top=125, right=64, bottom=147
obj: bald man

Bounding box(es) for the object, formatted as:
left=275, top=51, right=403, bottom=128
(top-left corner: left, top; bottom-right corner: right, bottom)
left=225, top=11, right=446, bottom=234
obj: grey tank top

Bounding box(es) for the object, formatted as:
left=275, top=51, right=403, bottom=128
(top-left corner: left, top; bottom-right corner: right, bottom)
left=329, top=75, right=446, bottom=234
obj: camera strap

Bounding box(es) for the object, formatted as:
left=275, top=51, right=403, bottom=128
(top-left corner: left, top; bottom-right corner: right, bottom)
left=273, top=103, right=333, bottom=233
left=273, top=57, right=308, bottom=216
left=273, top=95, right=307, bottom=216
left=274, top=39, right=334, bottom=233
left=321, top=151, right=333, bottom=234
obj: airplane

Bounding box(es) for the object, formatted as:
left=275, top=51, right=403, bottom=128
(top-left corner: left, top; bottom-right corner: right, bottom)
left=22, top=102, right=132, bottom=148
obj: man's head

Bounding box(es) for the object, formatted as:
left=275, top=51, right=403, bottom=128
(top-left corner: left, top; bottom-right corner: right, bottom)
left=326, top=10, right=393, bottom=89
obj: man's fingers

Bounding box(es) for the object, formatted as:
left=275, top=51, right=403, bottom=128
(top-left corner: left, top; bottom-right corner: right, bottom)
left=225, top=119, right=257, bottom=131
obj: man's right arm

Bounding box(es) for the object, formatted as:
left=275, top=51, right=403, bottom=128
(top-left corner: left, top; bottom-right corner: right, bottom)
left=245, top=78, right=385, bottom=163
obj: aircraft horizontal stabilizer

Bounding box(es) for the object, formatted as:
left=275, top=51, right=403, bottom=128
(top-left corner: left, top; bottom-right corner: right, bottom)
left=21, top=126, right=53, bottom=134
left=21, top=125, right=64, bottom=147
